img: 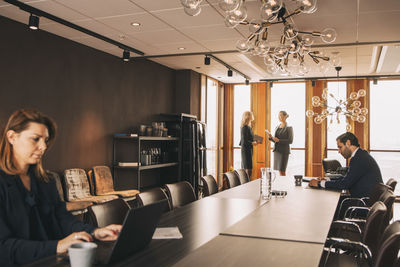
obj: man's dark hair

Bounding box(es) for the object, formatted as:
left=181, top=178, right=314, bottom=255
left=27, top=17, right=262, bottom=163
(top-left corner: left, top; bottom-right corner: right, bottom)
left=336, top=132, right=360, bottom=147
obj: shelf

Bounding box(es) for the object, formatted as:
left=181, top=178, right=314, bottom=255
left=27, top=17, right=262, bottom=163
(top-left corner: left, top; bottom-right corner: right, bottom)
left=139, top=136, right=179, bottom=141
left=139, top=162, right=179, bottom=170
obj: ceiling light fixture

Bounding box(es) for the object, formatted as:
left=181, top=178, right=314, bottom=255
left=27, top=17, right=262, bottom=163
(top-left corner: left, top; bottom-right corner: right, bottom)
left=227, top=69, right=233, bottom=77
left=123, top=50, right=130, bottom=62
left=181, top=0, right=340, bottom=77
left=204, top=55, right=211, bottom=65
left=306, top=66, right=368, bottom=131
left=130, top=22, right=141, bottom=27
left=245, top=79, right=250, bottom=85
left=28, top=13, right=39, bottom=30
left=373, top=78, right=378, bottom=85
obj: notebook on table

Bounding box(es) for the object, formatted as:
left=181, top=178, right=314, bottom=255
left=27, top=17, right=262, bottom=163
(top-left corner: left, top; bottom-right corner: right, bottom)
left=95, top=200, right=166, bottom=265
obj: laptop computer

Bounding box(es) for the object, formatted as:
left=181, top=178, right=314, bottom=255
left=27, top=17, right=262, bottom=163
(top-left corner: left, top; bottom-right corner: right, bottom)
left=95, top=200, right=166, bottom=265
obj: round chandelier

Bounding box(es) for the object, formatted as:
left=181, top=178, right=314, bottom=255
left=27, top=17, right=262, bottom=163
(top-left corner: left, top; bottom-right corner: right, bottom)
left=306, top=66, right=368, bottom=132
left=180, top=0, right=341, bottom=77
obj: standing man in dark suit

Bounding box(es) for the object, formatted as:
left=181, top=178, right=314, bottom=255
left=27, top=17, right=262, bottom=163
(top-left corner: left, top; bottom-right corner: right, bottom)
left=309, top=132, right=382, bottom=198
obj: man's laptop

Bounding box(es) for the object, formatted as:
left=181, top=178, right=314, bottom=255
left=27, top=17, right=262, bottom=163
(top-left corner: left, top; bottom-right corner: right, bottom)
left=95, top=200, right=166, bottom=265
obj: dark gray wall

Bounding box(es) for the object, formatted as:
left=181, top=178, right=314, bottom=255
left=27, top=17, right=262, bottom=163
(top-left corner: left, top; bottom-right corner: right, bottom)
left=0, top=16, right=177, bottom=173
left=174, top=69, right=201, bottom=119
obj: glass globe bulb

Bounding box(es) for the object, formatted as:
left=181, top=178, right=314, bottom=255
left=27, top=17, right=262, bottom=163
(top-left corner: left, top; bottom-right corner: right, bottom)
left=318, top=62, right=329, bottom=74
left=314, top=116, right=323, bottom=124
left=322, top=109, right=329, bottom=116
left=230, top=5, right=247, bottom=22
left=297, top=0, right=317, bottom=14
left=181, top=0, right=202, bottom=9
left=288, top=56, right=301, bottom=66
left=298, top=64, right=309, bottom=76
left=288, top=41, right=300, bottom=54
left=236, top=39, right=251, bottom=52
left=358, top=89, right=366, bottom=97
left=264, top=55, right=275, bottom=66
left=329, top=53, right=341, bottom=67
left=284, top=24, right=298, bottom=39
left=184, top=6, right=202, bottom=16
left=225, top=14, right=239, bottom=28
left=351, top=114, right=357, bottom=121
left=306, top=110, right=314, bottom=118
left=260, top=10, right=278, bottom=22
left=249, top=19, right=263, bottom=34
left=301, top=35, right=314, bottom=46
left=360, top=107, right=368, bottom=115
left=321, top=28, right=337, bottom=43
left=260, top=0, right=282, bottom=16
left=312, top=96, right=320, bottom=103
left=357, top=115, right=366, bottom=123
left=321, top=92, right=328, bottom=100
left=353, top=100, right=361, bottom=108
left=349, top=92, right=358, bottom=100
left=346, top=124, right=352, bottom=132
left=219, top=0, right=240, bottom=12
left=266, top=64, right=278, bottom=74
left=273, top=45, right=288, bottom=59
left=352, top=107, right=361, bottom=114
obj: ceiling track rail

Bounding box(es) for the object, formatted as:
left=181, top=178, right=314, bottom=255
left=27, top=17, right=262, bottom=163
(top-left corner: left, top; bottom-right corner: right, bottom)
left=207, top=54, right=251, bottom=81
left=259, top=74, right=400, bottom=82
left=4, top=0, right=144, bottom=55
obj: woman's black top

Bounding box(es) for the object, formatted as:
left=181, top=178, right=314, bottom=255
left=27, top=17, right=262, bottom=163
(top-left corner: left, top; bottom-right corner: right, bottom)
left=240, top=125, right=254, bottom=169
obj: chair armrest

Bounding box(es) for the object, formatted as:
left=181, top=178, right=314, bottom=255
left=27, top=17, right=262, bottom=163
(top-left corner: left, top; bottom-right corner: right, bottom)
left=338, top=198, right=367, bottom=219
left=325, top=237, right=372, bottom=258
left=328, top=220, right=363, bottom=238
left=344, top=206, right=370, bottom=219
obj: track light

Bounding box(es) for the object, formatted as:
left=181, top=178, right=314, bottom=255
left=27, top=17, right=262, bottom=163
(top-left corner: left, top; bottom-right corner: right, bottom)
left=245, top=79, right=249, bottom=85
left=123, top=50, right=130, bottom=62
left=204, top=55, right=210, bottom=65
left=227, top=69, right=233, bottom=77
left=28, top=14, right=39, bottom=30
left=269, top=81, right=273, bottom=88
left=311, top=80, right=316, bottom=87
left=373, top=78, right=378, bottom=85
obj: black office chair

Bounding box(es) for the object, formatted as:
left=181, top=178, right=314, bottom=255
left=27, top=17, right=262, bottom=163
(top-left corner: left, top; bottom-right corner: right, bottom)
left=386, top=178, right=397, bottom=191
left=235, top=169, right=250, bottom=184
left=322, top=158, right=342, bottom=173
left=136, top=187, right=171, bottom=213
left=322, top=219, right=400, bottom=267
left=223, top=171, right=241, bottom=190
left=201, top=175, right=218, bottom=197
left=87, top=198, right=130, bottom=228
left=164, top=181, right=196, bottom=209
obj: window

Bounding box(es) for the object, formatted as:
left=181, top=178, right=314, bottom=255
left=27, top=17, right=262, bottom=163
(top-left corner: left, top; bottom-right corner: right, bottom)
left=326, top=81, right=347, bottom=167
left=369, top=80, right=400, bottom=194
left=270, top=82, right=305, bottom=175
left=233, top=84, right=251, bottom=170
left=205, top=78, right=218, bottom=177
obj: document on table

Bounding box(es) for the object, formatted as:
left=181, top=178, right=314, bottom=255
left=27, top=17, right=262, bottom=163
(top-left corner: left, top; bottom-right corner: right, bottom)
left=265, top=129, right=271, bottom=136
left=152, top=227, right=183, bottom=239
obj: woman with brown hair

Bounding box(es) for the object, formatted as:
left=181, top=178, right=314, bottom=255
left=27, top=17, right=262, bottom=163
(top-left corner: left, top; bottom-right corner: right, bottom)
left=239, top=111, right=258, bottom=178
left=0, top=109, right=121, bottom=266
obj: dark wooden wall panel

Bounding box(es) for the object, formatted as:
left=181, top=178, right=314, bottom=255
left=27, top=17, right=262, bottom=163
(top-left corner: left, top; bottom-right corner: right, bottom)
left=0, top=16, right=177, bottom=174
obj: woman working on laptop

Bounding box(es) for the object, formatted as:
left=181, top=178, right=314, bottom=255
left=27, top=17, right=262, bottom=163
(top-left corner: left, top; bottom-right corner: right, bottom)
left=0, top=109, right=122, bottom=266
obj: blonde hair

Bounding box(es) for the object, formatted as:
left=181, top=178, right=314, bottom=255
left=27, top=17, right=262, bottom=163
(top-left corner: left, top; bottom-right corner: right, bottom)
left=0, top=109, right=57, bottom=182
left=241, top=111, right=254, bottom=127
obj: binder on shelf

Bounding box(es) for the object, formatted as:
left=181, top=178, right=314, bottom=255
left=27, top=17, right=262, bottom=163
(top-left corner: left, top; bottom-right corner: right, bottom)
left=118, top=162, right=140, bottom=167
left=114, top=133, right=138, bottom=137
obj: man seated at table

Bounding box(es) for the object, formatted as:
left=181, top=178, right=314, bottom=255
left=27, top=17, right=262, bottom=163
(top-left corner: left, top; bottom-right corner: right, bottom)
left=309, top=132, right=382, bottom=198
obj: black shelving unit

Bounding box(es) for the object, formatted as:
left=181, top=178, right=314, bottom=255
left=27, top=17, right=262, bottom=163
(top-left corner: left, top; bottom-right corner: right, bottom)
left=112, top=136, right=180, bottom=191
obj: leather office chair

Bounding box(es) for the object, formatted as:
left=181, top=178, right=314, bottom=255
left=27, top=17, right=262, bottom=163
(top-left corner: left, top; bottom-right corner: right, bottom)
left=63, top=168, right=118, bottom=204
left=49, top=171, right=93, bottom=214
left=201, top=175, right=218, bottom=197
left=235, top=169, right=250, bottom=184
left=136, top=187, right=171, bottom=213
left=323, top=201, right=387, bottom=266
left=87, top=198, right=130, bottom=228
left=386, top=178, right=397, bottom=191
left=322, top=158, right=342, bottom=173
left=322, top=219, right=400, bottom=267
left=164, top=181, right=196, bottom=209
left=223, top=171, right=241, bottom=190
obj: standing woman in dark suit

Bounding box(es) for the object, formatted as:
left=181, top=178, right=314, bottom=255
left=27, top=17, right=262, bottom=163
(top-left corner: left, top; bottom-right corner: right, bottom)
left=268, top=111, right=293, bottom=176
left=240, top=111, right=258, bottom=178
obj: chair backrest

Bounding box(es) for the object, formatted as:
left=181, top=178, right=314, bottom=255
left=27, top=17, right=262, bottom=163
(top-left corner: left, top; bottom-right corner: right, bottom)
left=136, top=187, right=171, bottom=212
left=201, top=175, right=218, bottom=197
left=386, top=178, right=398, bottom=191
left=235, top=169, right=250, bottom=184
left=379, top=190, right=396, bottom=234
left=223, top=171, right=241, bottom=189
left=164, top=181, right=196, bottom=209
left=374, top=221, right=400, bottom=267
left=48, top=171, right=65, bottom=202
left=92, top=166, right=115, bottom=195
left=322, top=158, right=342, bottom=173
left=63, top=168, right=92, bottom=201
left=369, top=183, right=392, bottom=206
left=363, top=201, right=387, bottom=256
left=88, top=198, right=130, bottom=228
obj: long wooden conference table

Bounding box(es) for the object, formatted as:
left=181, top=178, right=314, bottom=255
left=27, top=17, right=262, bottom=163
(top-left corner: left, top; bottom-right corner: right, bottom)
left=28, top=177, right=340, bottom=267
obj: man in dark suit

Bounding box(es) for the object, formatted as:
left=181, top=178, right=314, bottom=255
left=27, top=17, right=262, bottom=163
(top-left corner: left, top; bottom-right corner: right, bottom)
left=309, top=132, right=382, bottom=198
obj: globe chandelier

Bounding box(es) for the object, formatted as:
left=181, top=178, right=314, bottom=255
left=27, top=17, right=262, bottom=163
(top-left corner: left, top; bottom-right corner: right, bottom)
left=306, top=66, right=368, bottom=132
left=180, top=0, right=341, bottom=77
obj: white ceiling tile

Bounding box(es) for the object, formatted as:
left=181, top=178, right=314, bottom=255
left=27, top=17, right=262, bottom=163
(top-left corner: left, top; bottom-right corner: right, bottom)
left=358, top=11, right=400, bottom=42
left=181, top=24, right=242, bottom=41
left=0, top=4, right=30, bottom=24
left=28, top=0, right=88, bottom=21
left=199, top=38, right=238, bottom=51
left=153, top=41, right=208, bottom=54
left=54, top=0, right=144, bottom=18
left=359, top=0, right=400, bottom=13
left=129, top=0, right=182, bottom=12
left=40, top=21, right=87, bottom=39
left=97, top=13, right=171, bottom=34
left=128, top=29, right=193, bottom=45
